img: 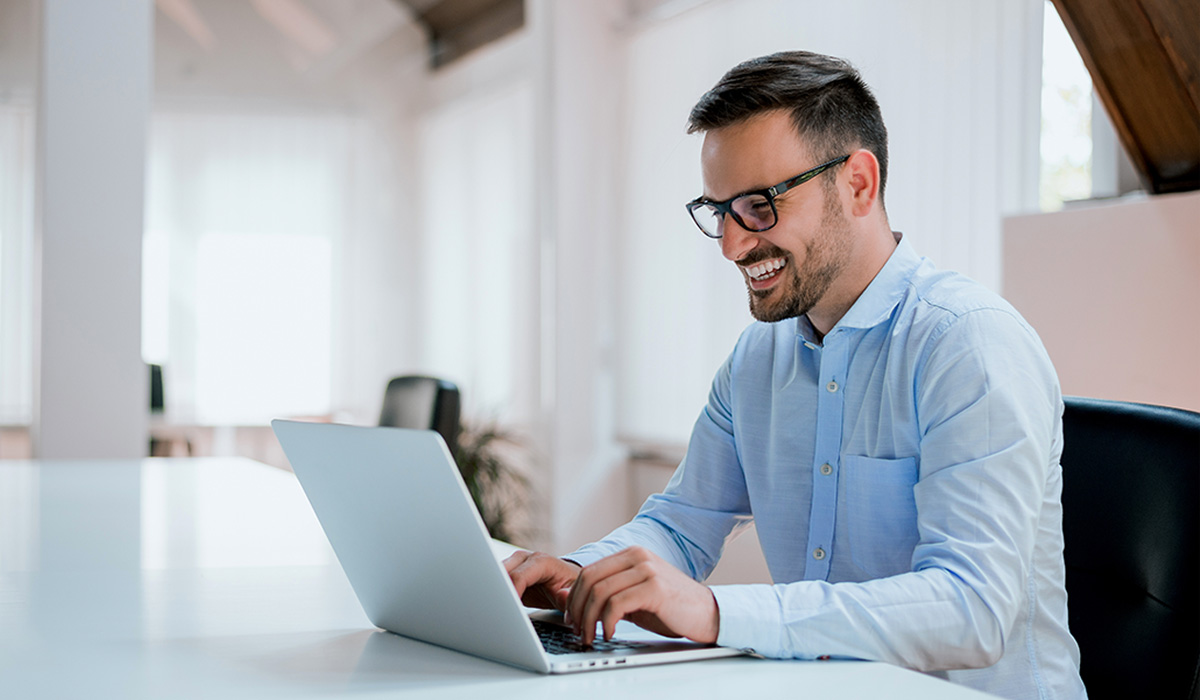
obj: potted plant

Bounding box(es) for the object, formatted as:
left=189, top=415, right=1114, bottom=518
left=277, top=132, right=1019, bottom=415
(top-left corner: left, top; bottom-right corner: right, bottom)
left=453, top=420, right=531, bottom=545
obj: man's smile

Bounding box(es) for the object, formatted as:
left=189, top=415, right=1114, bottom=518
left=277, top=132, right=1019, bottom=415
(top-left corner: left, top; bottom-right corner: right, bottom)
left=741, top=256, right=788, bottom=290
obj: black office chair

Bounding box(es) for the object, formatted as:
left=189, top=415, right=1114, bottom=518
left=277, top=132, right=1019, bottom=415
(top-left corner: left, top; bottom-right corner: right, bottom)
left=379, top=375, right=462, bottom=456
left=150, top=363, right=165, bottom=414
left=1060, top=396, right=1200, bottom=700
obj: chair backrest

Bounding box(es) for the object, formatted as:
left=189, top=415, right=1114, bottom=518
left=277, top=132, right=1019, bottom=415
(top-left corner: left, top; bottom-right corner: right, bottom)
left=1061, top=396, right=1200, bottom=700
left=149, top=363, right=164, bottom=413
left=379, top=375, right=461, bottom=456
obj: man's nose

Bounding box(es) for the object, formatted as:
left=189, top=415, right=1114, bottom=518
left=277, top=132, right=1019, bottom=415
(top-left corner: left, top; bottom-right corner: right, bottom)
left=720, top=214, right=759, bottom=262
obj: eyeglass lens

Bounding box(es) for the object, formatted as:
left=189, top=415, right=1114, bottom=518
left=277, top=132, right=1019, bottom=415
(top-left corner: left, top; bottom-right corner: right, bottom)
left=693, top=193, right=775, bottom=236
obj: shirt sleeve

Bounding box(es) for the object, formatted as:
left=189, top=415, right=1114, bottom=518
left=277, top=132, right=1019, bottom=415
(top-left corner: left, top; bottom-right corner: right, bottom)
left=713, top=308, right=1062, bottom=671
left=565, top=352, right=753, bottom=580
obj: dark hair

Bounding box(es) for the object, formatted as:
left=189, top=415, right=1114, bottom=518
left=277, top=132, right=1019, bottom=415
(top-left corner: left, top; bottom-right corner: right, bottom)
left=688, top=51, right=889, bottom=200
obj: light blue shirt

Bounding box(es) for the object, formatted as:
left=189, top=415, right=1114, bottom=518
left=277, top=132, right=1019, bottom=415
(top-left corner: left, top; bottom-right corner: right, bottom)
left=569, top=236, right=1086, bottom=700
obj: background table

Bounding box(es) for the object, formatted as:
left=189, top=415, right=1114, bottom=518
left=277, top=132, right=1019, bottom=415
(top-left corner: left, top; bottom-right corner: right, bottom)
left=0, top=458, right=998, bottom=699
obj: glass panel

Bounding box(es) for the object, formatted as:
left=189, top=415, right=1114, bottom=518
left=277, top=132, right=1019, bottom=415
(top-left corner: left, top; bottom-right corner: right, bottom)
left=1040, top=0, right=1093, bottom=211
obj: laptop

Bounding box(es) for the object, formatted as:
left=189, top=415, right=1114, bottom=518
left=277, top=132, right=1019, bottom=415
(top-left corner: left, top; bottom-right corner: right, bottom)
left=271, top=419, right=749, bottom=674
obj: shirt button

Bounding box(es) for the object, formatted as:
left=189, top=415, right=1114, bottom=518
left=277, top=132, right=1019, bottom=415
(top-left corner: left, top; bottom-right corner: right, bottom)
left=826, top=380, right=838, bottom=393
left=803, top=342, right=817, bottom=350
left=820, top=463, right=833, bottom=476
left=813, top=547, right=826, bottom=561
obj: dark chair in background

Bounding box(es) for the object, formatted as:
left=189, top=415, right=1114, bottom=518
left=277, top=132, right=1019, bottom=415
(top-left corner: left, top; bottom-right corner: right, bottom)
left=148, top=362, right=195, bottom=457
left=150, top=363, right=164, bottom=414
left=149, top=363, right=167, bottom=456
left=1060, top=396, right=1200, bottom=700
left=379, top=375, right=461, bottom=456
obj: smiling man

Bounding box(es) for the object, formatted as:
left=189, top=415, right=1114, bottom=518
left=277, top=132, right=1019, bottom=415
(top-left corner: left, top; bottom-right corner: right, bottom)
left=506, top=51, right=1087, bottom=700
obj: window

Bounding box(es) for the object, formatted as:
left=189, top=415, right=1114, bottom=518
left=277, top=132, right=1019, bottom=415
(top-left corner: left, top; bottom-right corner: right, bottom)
left=144, top=113, right=352, bottom=424
left=1040, top=1, right=1094, bottom=210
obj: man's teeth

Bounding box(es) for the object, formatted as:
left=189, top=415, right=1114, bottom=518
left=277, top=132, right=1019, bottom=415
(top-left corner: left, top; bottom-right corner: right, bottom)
left=746, top=258, right=785, bottom=280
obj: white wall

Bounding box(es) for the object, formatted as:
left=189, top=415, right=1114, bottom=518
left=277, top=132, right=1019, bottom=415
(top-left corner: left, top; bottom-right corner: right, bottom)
left=411, top=34, right=539, bottom=425
left=1003, top=191, right=1200, bottom=413
left=328, top=20, right=430, bottom=427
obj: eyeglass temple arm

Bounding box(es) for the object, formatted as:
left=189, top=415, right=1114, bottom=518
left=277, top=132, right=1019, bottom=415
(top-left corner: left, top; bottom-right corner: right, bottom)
left=769, top=155, right=850, bottom=197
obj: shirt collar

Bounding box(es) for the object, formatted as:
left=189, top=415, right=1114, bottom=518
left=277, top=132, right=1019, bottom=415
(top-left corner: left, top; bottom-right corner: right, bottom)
left=796, top=232, right=922, bottom=341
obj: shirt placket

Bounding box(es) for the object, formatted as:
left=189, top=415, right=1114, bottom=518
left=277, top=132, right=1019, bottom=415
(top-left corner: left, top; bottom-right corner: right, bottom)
left=803, top=332, right=845, bottom=580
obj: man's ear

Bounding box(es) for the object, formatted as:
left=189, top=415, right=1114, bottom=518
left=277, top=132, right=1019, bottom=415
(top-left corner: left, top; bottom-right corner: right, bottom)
left=842, top=149, right=880, bottom=218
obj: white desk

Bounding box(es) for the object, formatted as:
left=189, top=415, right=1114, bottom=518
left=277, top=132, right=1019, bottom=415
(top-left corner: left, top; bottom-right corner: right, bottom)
left=0, top=458, right=998, bottom=699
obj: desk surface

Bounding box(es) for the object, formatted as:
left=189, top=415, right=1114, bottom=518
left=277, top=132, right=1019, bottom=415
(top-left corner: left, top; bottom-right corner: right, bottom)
left=0, top=458, right=997, bottom=699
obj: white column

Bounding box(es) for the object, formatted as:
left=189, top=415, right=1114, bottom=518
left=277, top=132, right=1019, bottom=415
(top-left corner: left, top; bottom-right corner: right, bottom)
left=34, top=0, right=152, bottom=458
left=528, top=0, right=631, bottom=552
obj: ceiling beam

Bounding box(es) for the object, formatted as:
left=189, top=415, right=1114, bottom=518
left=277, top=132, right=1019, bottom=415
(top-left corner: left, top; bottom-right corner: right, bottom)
left=1051, top=0, right=1200, bottom=193
left=400, top=0, right=524, bottom=69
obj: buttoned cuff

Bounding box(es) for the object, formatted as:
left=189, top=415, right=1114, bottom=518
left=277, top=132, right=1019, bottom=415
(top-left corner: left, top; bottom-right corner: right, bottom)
left=711, top=584, right=790, bottom=658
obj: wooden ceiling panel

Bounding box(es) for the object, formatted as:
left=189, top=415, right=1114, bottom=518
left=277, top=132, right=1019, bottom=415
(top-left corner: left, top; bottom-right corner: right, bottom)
left=1139, top=0, right=1200, bottom=110
left=1052, top=0, right=1200, bottom=193
left=400, top=0, right=524, bottom=69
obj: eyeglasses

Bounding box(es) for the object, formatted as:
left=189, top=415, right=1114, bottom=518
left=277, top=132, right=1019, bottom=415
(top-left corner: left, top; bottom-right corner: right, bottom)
left=685, top=155, right=849, bottom=239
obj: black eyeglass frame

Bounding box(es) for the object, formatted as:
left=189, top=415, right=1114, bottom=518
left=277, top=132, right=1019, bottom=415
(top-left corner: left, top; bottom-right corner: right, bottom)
left=685, top=155, right=850, bottom=239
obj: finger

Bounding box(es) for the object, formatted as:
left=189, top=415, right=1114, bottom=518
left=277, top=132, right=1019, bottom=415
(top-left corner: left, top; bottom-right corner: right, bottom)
left=502, top=550, right=532, bottom=573
left=504, top=551, right=539, bottom=595
left=510, top=554, right=579, bottom=610
left=579, top=565, right=648, bottom=636
left=564, top=566, right=588, bottom=629
left=508, top=553, right=556, bottom=604
left=577, top=567, right=650, bottom=645
left=551, top=584, right=571, bottom=612
left=565, top=547, right=650, bottom=632
left=506, top=559, right=537, bottom=598
left=508, top=552, right=553, bottom=587
left=601, top=586, right=654, bottom=642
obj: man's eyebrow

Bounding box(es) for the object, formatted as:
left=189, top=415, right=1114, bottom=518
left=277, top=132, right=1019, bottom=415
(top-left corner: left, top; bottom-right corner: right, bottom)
left=702, top=181, right=773, bottom=203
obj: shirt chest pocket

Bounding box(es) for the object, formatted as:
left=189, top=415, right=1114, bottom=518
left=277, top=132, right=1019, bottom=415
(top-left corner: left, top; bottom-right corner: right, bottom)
left=841, top=455, right=919, bottom=577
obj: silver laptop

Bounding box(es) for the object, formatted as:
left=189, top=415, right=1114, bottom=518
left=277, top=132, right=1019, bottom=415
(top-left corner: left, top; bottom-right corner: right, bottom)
left=271, top=419, right=748, bottom=674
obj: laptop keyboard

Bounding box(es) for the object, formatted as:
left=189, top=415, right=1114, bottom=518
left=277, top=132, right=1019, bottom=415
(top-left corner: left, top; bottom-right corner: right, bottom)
left=532, top=619, right=651, bottom=655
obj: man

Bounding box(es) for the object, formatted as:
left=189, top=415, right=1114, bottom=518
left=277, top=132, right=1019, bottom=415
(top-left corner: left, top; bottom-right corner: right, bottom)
left=505, top=51, right=1086, bottom=699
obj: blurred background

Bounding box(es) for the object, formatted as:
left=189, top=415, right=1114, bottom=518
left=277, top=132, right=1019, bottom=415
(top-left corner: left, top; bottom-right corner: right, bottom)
left=0, top=0, right=1195, bottom=572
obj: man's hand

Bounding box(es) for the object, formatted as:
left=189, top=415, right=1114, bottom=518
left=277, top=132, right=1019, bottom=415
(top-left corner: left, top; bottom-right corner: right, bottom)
left=504, top=550, right=580, bottom=611
left=564, top=546, right=719, bottom=646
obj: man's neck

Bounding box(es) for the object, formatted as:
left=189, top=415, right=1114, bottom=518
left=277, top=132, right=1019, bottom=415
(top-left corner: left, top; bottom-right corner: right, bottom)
left=806, top=225, right=900, bottom=338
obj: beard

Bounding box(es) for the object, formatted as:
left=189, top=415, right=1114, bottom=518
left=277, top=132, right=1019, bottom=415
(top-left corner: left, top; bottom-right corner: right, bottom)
left=744, top=190, right=851, bottom=323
